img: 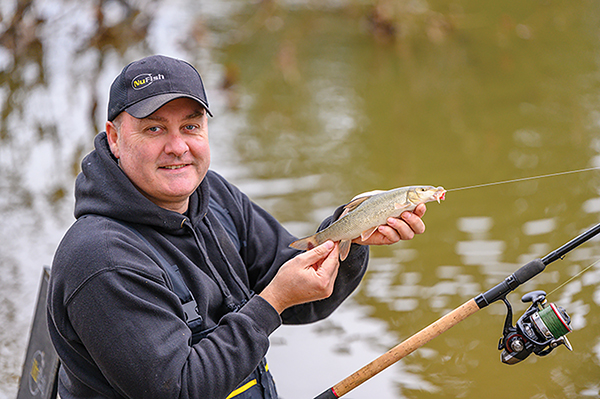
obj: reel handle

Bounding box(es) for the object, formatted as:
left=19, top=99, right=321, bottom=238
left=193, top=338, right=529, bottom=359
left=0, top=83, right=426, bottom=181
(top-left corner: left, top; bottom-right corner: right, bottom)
left=521, top=290, right=546, bottom=303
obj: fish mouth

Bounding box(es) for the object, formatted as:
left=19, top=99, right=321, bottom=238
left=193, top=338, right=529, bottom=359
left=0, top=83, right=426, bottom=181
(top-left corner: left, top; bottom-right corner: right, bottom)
left=409, top=186, right=447, bottom=204
left=434, top=187, right=446, bottom=203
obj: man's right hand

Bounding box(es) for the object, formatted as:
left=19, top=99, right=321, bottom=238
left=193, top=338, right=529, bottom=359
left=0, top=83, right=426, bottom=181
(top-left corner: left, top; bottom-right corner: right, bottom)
left=259, top=241, right=340, bottom=314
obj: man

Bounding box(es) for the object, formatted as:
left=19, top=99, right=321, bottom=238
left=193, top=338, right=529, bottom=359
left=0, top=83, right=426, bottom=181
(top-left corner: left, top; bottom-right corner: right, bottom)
left=47, top=55, right=427, bottom=399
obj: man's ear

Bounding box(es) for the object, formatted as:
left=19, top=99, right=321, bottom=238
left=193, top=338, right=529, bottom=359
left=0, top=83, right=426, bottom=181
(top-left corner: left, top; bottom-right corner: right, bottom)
left=106, top=121, right=120, bottom=159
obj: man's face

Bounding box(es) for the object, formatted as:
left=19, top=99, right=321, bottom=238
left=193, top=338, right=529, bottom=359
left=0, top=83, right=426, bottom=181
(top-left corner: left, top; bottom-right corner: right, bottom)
left=106, top=97, right=210, bottom=213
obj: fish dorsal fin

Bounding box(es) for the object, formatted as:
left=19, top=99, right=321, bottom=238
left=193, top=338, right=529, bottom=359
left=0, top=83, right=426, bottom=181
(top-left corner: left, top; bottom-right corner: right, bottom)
left=342, top=190, right=385, bottom=216
left=337, top=208, right=351, bottom=220
left=341, top=196, right=370, bottom=216
left=350, top=190, right=386, bottom=201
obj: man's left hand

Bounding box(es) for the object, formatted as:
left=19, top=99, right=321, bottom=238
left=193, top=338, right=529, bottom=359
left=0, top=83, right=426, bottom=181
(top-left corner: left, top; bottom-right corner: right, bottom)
left=352, top=203, right=427, bottom=246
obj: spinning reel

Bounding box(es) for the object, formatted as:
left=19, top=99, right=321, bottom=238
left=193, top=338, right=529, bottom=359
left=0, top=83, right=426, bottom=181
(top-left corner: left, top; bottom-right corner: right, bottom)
left=498, top=290, right=572, bottom=365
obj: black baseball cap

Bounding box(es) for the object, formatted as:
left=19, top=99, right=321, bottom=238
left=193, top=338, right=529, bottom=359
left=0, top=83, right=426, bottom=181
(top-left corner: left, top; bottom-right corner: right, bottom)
left=107, top=55, right=213, bottom=121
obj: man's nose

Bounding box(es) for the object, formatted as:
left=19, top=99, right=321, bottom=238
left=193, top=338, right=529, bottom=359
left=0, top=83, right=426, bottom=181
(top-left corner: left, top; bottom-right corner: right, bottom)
left=164, top=131, right=189, bottom=155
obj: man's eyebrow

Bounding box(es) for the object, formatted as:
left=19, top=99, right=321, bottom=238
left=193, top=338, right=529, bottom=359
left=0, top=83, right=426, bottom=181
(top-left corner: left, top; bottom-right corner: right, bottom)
left=184, top=109, right=206, bottom=120
left=145, top=114, right=167, bottom=122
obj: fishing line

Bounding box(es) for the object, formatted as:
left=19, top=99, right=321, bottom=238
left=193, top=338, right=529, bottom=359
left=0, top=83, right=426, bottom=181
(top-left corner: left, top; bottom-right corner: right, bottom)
left=546, top=257, right=600, bottom=298
left=445, top=166, right=600, bottom=192
left=445, top=166, right=600, bottom=306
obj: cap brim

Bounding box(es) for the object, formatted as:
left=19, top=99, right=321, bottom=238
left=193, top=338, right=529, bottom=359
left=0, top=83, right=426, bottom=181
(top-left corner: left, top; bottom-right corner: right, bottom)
left=125, top=93, right=213, bottom=118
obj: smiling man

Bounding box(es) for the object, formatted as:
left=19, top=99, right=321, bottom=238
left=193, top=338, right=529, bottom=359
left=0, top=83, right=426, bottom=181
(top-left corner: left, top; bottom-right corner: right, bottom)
left=107, top=98, right=210, bottom=213
left=47, top=55, right=427, bottom=399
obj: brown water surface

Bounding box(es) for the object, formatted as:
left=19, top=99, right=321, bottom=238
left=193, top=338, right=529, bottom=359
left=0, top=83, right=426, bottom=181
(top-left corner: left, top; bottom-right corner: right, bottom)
left=1, top=1, right=599, bottom=398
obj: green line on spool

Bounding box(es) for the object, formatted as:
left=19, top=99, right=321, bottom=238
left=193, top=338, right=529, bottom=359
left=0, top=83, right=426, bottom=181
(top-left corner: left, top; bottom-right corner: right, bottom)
left=539, top=303, right=571, bottom=338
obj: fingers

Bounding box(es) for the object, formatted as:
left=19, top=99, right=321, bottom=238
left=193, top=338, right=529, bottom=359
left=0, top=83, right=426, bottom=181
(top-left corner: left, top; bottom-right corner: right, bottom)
left=377, top=206, right=426, bottom=242
left=306, top=242, right=340, bottom=297
left=259, top=241, right=340, bottom=313
left=413, top=203, right=427, bottom=218
left=400, top=208, right=426, bottom=235
left=299, top=240, right=335, bottom=264
left=317, top=242, right=340, bottom=280
left=304, top=241, right=340, bottom=280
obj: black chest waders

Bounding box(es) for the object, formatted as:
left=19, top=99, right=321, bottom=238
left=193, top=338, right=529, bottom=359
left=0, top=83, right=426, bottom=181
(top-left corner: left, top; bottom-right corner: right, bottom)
left=114, top=199, right=278, bottom=399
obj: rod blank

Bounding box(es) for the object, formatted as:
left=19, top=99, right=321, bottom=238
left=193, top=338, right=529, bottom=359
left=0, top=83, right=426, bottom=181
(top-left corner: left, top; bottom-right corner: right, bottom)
left=542, top=222, right=600, bottom=265
left=314, top=221, right=600, bottom=398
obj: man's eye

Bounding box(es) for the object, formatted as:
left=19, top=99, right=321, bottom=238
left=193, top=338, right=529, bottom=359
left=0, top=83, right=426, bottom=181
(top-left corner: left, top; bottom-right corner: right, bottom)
left=184, top=124, right=198, bottom=132
left=147, top=126, right=161, bottom=133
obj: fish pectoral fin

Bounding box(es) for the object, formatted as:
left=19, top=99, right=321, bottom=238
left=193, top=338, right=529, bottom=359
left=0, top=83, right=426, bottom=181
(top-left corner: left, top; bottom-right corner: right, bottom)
left=360, top=226, right=379, bottom=241
left=339, top=239, right=352, bottom=261
left=394, top=201, right=411, bottom=210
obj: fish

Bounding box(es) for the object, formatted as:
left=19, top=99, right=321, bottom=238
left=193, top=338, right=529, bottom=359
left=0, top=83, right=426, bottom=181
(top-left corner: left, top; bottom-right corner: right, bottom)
left=289, top=185, right=446, bottom=261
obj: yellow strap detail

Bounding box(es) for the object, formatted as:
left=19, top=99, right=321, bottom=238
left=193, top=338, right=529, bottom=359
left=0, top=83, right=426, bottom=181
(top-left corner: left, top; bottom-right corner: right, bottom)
left=225, top=379, right=257, bottom=399
left=225, top=363, right=269, bottom=398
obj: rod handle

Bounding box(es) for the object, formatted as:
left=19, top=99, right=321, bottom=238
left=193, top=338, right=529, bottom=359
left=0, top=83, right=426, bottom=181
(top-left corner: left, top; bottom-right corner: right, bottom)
left=314, top=298, right=480, bottom=398
left=513, top=258, right=546, bottom=283
left=314, top=388, right=338, bottom=399
left=475, top=258, right=545, bottom=308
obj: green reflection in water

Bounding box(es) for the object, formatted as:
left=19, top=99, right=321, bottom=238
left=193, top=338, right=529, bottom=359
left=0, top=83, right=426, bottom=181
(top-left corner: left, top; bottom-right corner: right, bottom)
left=2, top=0, right=600, bottom=397
left=217, top=1, right=600, bottom=398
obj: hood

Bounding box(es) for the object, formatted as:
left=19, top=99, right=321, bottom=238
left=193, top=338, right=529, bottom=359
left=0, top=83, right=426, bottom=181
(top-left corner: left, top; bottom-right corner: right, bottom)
left=74, top=132, right=208, bottom=232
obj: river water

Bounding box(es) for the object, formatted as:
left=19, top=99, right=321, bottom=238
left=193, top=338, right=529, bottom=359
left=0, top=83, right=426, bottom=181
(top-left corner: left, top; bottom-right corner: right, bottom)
left=1, top=1, right=600, bottom=398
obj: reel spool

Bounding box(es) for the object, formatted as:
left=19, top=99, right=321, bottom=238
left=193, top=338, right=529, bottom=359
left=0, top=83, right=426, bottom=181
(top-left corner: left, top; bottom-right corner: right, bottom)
left=498, top=290, right=572, bottom=365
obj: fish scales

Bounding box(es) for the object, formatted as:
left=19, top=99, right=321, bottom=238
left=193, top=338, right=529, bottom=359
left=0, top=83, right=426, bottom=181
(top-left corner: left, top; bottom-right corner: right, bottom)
left=290, top=185, right=445, bottom=261
left=317, top=188, right=410, bottom=242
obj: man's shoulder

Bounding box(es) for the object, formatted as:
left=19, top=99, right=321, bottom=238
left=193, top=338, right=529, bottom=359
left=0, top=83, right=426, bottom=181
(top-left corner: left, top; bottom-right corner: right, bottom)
left=52, top=215, right=165, bottom=289
left=58, top=214, right=113, bottom=251
left=60, top=214, right=129, bottom=248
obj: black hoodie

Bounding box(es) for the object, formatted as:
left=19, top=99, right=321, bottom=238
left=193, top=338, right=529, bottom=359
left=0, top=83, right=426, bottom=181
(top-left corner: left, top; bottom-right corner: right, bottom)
left=47, top=132, right=369, bottom=399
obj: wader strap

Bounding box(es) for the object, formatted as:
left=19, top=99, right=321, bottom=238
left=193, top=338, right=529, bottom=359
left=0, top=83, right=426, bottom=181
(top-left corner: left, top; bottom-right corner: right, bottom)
left=108, top=206, right=248, bottom=344
left=226, top=359, right=278, bottom=399
left=206, top=198, right=253, bottom=301
left=208, top=198, right=241, bottom=252
left=110, top=220, right=203, bottom=326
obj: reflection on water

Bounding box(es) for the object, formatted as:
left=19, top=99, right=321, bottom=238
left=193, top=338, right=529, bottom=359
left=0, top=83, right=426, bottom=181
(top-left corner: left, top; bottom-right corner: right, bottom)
left=269, top=298, right=438, bottom=399
left=2, top=1, right=600, bottom=398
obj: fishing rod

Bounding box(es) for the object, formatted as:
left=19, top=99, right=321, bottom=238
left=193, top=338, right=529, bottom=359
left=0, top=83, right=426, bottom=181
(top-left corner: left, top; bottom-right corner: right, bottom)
left=314, top=222, right=600, bottom=399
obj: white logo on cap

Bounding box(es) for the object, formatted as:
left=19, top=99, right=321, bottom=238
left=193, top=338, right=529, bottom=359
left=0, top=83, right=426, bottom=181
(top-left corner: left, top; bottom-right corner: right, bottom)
left=131, top=73, right=165, bottom=90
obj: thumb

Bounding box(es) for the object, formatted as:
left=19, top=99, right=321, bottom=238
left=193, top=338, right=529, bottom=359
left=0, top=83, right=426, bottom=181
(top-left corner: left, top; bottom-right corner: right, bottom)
left=297, top=240, right=335, bottom=265
left=316, top=242, right=340, bottom=277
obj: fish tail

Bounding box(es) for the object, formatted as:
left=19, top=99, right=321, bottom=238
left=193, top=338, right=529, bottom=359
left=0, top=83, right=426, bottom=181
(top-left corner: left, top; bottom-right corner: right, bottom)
left=289, top=235, right=320, bottom=251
